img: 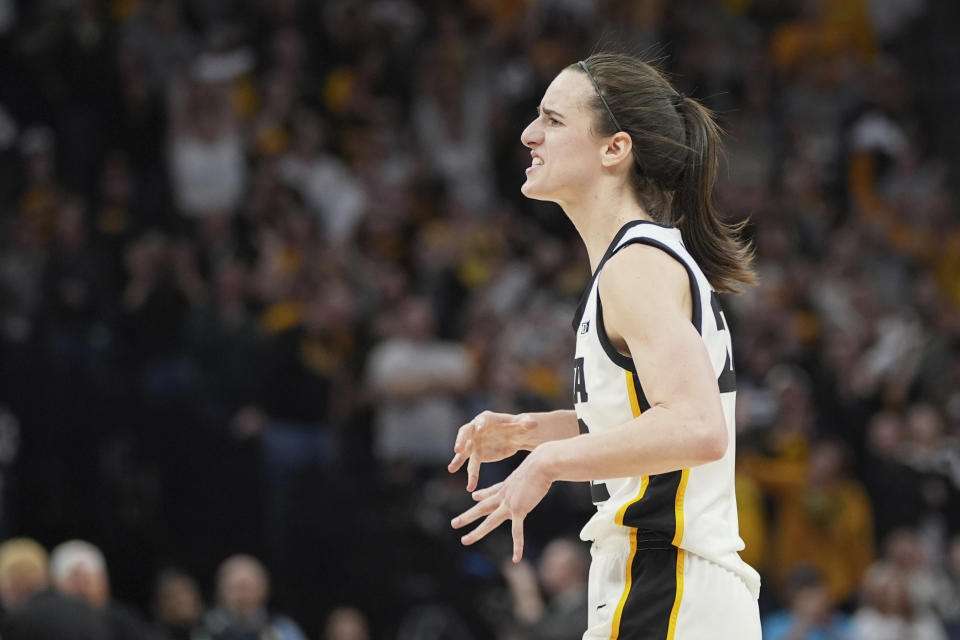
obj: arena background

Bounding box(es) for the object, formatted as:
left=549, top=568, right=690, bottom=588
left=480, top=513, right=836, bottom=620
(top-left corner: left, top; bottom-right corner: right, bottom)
left=0, top=0, right=959, bottom=638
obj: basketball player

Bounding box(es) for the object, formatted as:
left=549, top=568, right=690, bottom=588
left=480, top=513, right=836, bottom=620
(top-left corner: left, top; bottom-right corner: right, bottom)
left=448, top=53, right=762, bottom=639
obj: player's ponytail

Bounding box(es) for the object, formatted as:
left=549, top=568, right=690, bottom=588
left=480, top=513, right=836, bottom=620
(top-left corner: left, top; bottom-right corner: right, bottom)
left=670, top=97, right=757, bottom=293
left=573, top=53, right=756, bottom=293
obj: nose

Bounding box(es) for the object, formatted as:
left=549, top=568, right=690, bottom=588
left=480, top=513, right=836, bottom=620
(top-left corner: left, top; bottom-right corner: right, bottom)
left=521, top=118, right=542, bottom=148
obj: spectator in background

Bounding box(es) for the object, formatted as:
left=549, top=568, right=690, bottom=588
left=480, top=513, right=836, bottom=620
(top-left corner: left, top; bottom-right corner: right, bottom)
left=167, top=73, right=245, bottom=220
left=860, top=410, right=925, bottom=544
left=151, top=568, right=210, bottom=640
left=323, top=606, right=371, bottom=640
left=0, top=0, right=958, bottom=635
left=17, top=125, right=62, bottom=246
left=119, top=230, right=206, bottom=390
left=201, top=554, right=306, bottom=640
left=746, top=436, right=875, bottom=606
left=899, top=402, right=960, bottom=537
left=879, top=529, right=947, bottom=625
left=41, top=196, right=110, bottom=367
left=119, top=0, right=197, bottom=94
left=501, top=537, right=588, bottom=640
left=851, top=563, right=947, bottom=640
left=0, top=537, right=107, bottom=640
left=939, top=535, right=960, bottom=639
left=50, top=539, right=155, bottom=640
left=412, top=26, right=496, bottom=214
left=366, top=296, right=475, bottom=481
left=245, top=277, right=361, bottom=591
left=278, top=108, right=367, bottom=244
left=762, top=566, right=851, bottom=640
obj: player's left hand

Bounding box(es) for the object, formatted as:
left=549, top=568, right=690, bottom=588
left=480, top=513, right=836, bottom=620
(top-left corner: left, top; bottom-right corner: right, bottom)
left=450, top=452, right=552, bottom=563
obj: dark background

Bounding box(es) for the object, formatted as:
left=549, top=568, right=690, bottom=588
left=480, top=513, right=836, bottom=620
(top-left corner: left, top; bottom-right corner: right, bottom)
left=0, top=0, right=959, bottom=637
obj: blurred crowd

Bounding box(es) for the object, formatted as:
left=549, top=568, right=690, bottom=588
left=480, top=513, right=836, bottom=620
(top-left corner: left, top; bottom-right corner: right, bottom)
left=0, top=0, right=958, bottom=638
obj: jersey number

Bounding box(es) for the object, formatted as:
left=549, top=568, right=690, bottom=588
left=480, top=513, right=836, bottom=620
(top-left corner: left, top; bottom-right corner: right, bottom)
left=579, top=418, right=610, bottom=503
left=573, top=357, right=589, bottom=403
left=710, top=291, right=737, bottom=393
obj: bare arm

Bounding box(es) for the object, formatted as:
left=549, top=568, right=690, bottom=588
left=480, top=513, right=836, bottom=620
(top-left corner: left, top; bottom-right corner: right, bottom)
left=519, top=409, right=581, bottom=449
left=538, top=243, right=727, bottom=477
left=453, top=244, right=728, bottom=559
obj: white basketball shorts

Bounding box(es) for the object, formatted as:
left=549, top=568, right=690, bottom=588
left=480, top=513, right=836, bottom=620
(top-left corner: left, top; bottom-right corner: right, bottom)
left=583, top=529, right=760, bottom=640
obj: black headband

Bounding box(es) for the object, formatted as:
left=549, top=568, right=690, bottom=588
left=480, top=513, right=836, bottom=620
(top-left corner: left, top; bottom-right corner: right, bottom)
left=578, top=60, right=621, bottom=133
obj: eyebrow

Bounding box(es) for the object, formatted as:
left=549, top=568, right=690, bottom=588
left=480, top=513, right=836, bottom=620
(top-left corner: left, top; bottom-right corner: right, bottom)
left=538, top=105, right=565, bottom=119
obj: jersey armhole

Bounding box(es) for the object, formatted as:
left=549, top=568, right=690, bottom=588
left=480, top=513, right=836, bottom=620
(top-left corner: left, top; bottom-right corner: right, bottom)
left=595, top=237, right=704, bottom=371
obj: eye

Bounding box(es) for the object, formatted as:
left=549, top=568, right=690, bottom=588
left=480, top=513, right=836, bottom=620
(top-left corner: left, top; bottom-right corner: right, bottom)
left=548, top=117, right=562, bottom=126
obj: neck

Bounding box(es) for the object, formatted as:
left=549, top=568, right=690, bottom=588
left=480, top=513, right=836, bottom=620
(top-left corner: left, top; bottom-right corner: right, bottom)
left=560, top=177, right=651, bottom=272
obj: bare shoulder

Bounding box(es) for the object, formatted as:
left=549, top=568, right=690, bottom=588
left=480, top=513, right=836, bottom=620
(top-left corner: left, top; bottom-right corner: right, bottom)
left=598, top=242, right=691, bottom=320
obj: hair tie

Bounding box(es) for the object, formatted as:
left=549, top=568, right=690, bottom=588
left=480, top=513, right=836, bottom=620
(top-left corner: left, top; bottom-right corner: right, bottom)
left=672, top=93, right=686, bottom=108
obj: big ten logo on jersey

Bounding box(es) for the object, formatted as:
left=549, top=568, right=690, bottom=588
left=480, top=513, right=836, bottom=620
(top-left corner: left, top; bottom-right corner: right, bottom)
left=573, top=356, right=588, bottom=403
left=710, top=291, right=737, bottom=393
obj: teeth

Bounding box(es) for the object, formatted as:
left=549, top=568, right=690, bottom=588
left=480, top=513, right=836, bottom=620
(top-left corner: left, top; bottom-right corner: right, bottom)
left=532, top=157, right=543, bottom=166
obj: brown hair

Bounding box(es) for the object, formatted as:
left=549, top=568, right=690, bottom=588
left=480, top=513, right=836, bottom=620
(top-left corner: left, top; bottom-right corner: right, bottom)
left=572, top=53, right=757, bottom=293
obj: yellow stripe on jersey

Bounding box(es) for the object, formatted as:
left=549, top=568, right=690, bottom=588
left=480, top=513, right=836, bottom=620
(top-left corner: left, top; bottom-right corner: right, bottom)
left=625, top=369, right=642, bottom=417
left=608, top=371, right=649, bottom=640
left=615, top=370, right=648, bottom=527
left=671, top=468, right=690, bottom=546
left=608, top=527, right=637, bottom=640
left=666, top=469, right=691, bottom=639
left=666, top=549, right=686, bottom=639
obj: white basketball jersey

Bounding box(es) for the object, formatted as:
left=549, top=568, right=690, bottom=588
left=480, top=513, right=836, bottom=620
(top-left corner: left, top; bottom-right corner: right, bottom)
left=573, top=220, right=760, bottom=593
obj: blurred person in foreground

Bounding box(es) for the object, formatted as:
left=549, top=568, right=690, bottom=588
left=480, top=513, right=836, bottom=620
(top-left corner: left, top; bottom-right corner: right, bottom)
left=201, top=554, right=306, bottom=640
left=501, top=537, right=588, bottom=640
left=448, top=52, right=761, bottom=638
left=0, top=537, right=107, bottom=640
left=762, top=566, right=851, bottom=640
left=151, top=568, right=211, bottom=640
left=50, top=539, right=155, bottom=640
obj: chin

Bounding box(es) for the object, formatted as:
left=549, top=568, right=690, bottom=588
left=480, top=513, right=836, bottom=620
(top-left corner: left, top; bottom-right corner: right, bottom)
left=520, top=179, right=552, bottom=202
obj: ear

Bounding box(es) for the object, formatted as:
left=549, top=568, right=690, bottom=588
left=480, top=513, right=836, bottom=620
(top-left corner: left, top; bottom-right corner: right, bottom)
left=600, top=131, right=633, bottom=169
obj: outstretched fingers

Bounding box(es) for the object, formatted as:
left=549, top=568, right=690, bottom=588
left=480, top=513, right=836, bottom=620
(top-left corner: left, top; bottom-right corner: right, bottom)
left=512, top=518, right=525, bottom=563
left=460, top=506, right=509, bottom=545
left=466, top=447, right=482, bottom=491
left=449, top=422, right=475, bottom=473
left=472, top=482, right=503, bottom=502
left=448, top=448, right=468, bottom=473
left=450, top=494, right=499, bottom=530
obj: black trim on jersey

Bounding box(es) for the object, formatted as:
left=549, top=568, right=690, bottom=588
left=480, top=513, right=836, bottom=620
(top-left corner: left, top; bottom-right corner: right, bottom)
left=591, top=482, right=611, bottom=503
left=572, top=220, right=676, bottom=331
left=607, top=237, right=702, bottom=335
left=572, top=222, right=641, bottom=331
left=588, top=236, right=704, bottom=411
left=621, top=470, right=684, bottom=536
left=631, top=371, right=651, bottom=412
left=595, top=294, right=634, bottom=371
left=615, top=546, right=680, bottom=640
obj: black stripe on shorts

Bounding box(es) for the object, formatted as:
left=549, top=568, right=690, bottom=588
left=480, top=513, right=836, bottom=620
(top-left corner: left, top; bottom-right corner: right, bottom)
left=615, top=542, right=681, bottom=640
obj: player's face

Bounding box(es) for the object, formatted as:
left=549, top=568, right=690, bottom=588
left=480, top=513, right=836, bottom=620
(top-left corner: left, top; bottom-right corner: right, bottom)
left=520, top=69, right=608, bottom=205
